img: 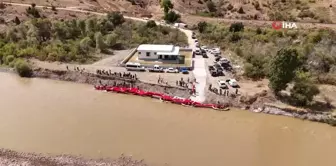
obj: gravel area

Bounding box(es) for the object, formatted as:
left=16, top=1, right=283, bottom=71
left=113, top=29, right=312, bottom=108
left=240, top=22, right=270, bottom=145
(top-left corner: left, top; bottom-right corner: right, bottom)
left=0, top=148, right=147, bottom=166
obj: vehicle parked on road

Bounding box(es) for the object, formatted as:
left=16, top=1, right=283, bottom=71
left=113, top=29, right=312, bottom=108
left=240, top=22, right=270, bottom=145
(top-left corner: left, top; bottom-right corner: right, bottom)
left=166, top=67, right=179, bottom=73
left=228, top=79, right=238, bottom=87
left=217, top=80, right=228, bottom=89
left=148, top=65, right=164, bottom=72
left=180, top=68, right=189, bottom=74
left=125, top=62, right=146, bottom=71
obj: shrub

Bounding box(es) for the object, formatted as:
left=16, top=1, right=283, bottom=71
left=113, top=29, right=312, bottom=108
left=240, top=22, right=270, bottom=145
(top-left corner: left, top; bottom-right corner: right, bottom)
left=206, top=1, right=216, bottom=12
left=26, top=6, right=40, bottom=18
left=51, top=5, right=57, bottom=11
left=146, top=20, right=157, bottom=28
left=290, top=71, right=320, bottom=106
left=15, top=59, right=32, bottom=77
left=227, top=3, right=233, bottom=10
left=238, top=7, right=245, bottom=14
left=164, top=11, right=181, bottom=23
left=5, top=55, right=15, bottom=65
left=229, top=22, right=244, bottom=32
left=107, top=12, right=125, bottom=26
left=197, top=21, right=207, bottom=33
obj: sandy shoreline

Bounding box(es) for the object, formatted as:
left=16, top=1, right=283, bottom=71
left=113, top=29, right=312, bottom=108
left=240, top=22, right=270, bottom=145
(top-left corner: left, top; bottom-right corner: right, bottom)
left=0, top=149, right=147, bottom=166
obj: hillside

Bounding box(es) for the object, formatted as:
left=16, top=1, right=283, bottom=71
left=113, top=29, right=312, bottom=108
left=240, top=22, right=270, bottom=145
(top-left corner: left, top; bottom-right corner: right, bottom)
left=4, top=0, right=335, bottom=23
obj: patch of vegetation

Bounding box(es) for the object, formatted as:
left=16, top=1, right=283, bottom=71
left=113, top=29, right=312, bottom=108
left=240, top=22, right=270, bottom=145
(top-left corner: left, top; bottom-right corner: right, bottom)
left=0, top=11, right=187, bottom=65
left=15, top=59, right=32, bottom=77
left=197, top=22, right=336, bottom=106
left=161, top=0, right=180, bottom=23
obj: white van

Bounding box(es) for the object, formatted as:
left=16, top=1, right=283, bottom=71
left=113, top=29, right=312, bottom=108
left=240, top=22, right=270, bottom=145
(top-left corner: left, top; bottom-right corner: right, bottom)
left=125, top=62, right=146, bottom=71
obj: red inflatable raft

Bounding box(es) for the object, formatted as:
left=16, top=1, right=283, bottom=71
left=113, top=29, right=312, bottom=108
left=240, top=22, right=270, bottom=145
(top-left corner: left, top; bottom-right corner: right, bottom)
left=94, top=85, right=226, bottom=110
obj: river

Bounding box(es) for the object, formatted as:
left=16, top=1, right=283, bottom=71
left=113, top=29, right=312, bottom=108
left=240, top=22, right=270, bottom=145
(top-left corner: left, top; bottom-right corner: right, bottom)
left=0, top=72, right=336, bottom=166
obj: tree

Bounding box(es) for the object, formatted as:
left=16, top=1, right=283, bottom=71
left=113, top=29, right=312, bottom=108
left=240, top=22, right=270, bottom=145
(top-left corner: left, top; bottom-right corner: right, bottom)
left=197, top=21, right=207, bottom=33
left=107, top=12, right=125, bottom=26
left=105, top=33, right=117, bottom=47
left=268, top=48, right=302, bottom=93
left=79, top=37, right=93, bottom=54
left=206, top=1, right=216, bottom=13
left=15, top=59, right=33, bottom=77
left=161, top=0, right=174, bottom=13
left=238, top=6, right=245, bottom=14
left=31, top=19, right=52, bottom=42
left=146, top=20, right=157, bottom=28
left=229, top=22, right=244, bottom=32
left=164, top=11, right=180, bottom=23
left=94, top=32, right=106, bottom=52
left=77, top=19, right=86, bottom=36
left=290, top=71, right=320, bottom=106
left=85, top=18, right=96, bottom=34
left=14, top=16, right=21, bottom=25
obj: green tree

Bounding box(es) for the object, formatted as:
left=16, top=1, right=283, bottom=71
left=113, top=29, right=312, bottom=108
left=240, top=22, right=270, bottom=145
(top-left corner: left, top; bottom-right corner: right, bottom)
left=238, top=6, right=245, bottom=14
left=161, top=0, right=174, bottom=13
left=197, top=21, right=207, bottom=33
left=85, top=18, right=96, bottom=34
left=206, top=1, right=216, bottom=13
left=15, top=59, right=33, bottom=77
left=164, top=11, right=180, bottom=23
left=105, top=33, right=117, bottom=47
left=229, top=22, right=244, bottom=32
left=31, top=19, right=52, bottom=42
left=290, top=71, right=320, bottom=106
left=79, top=37, right=93, bottom=54
left=95, top=32, right=106, bottom=52
left=146, top=20, right=157, bottom=28
left=268, top=48, right=302, bottom=93
left=107, top=12, right=125, bottom=26
left=77, top=20, right=86, bottom=36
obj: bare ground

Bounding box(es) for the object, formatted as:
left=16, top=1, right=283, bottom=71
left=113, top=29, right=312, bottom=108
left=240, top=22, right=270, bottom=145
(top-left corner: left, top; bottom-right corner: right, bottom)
left=0, top=148, right=147, bottom=166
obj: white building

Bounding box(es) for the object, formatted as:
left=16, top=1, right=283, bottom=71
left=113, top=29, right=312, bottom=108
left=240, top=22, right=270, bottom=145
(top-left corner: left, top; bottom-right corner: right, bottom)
left=137, top=44, right=180, bottom=60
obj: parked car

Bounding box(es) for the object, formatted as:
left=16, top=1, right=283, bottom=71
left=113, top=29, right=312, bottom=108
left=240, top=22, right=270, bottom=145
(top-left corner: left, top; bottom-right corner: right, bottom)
left=194, top=39, right=198, bottom=42
left=217, top=80, right=228, bottom=89
left=181, top=69, right=189, bottom=74
left=192, top=35, right=196, bottom=39
left=166, top=67, right=179, bottom=73
left=208, top=65, right=215, bottom=71
left=228, top=79, right=238, bottom=87
left=148, top=65, right=164, bottom=72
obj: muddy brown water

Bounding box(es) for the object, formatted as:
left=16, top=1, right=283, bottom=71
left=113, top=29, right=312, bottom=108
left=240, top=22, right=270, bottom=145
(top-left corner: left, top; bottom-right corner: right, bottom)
left=1, top=72, right=336, bottom=166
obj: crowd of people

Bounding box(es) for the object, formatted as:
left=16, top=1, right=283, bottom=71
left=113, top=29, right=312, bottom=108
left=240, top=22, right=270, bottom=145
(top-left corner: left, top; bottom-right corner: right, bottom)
left=208, top=84, right=238, bottom=97
left=96, top=69, right=138, bottom=80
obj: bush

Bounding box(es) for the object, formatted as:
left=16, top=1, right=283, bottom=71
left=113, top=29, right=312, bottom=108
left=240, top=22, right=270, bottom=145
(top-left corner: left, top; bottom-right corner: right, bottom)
left=206, top=1, right=216, bottom=12
left=238, top=7, right=245, bottom=14
left=227, top=4, right=233, bottom=10
left=164, top=11, right=181, bottom=23
left=15, top=59, right=32, bottom=77
left=197, top=21, right=207, bottom=33
left=290, top=71, right=320, bottom=106
left=107, top=12, right=125, bottom=26
left=4, top=55, right=15, bottom=65
left=26, top=6, right=40, bottom=18
left=229, top=22, right=244, bottom=32
left=146, top=20, right=157, bottom=28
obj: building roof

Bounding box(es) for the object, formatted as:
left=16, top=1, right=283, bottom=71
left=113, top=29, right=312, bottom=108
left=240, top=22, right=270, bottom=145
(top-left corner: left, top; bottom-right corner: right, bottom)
left=137, top=44, right=174, bottom=52
left=157, top=46, right=180, bottom=55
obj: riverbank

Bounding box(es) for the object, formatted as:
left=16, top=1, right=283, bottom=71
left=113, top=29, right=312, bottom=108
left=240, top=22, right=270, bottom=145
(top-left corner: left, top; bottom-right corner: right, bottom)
left=32, top=67, right=192, bottom=99
left=0, top=149, right=147, bottom=166
left=1, top=66, right=336, bottom=127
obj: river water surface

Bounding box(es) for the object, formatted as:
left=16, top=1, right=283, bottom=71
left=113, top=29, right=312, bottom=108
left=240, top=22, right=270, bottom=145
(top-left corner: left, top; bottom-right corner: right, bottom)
left=0, top=72, right=336, bottom=166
